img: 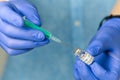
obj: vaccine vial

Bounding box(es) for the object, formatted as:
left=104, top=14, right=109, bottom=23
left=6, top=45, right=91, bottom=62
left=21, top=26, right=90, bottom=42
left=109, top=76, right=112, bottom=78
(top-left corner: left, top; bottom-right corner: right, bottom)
left=74, top=49, right=94, bottom=65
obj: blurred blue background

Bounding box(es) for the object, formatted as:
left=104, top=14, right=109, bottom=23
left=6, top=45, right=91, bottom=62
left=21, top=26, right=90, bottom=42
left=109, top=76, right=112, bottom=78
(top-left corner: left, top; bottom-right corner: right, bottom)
left=1, top=0, right=116, bottom=80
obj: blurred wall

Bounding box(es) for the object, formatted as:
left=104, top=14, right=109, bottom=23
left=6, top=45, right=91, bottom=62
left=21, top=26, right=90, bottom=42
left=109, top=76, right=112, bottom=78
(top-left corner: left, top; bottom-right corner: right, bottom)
left=1, top=0, right=116, bottom=80
left=0, top=48, right=7, bottom=79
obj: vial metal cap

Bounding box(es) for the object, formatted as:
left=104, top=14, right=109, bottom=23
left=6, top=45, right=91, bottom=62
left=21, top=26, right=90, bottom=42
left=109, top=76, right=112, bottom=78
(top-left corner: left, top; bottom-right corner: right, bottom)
left=74, top=49, right=81, bottom=56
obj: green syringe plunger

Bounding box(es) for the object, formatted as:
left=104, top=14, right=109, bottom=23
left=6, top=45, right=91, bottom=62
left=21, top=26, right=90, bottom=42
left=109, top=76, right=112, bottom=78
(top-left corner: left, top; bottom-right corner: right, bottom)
left=24, top=18, right=62, bottom=43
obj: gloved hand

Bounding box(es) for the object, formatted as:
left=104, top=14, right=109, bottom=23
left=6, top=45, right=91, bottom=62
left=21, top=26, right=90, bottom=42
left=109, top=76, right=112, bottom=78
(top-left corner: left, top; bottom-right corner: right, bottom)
left=74, top=18, right=120, bottom=80
left=0, top=0, right=49, bottom=55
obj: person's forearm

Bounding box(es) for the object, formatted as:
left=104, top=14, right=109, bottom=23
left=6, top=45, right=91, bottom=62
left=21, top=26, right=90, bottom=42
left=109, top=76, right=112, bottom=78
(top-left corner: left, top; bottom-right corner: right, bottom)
left=111, top=0, right=120, bottom=15
left=0, top=0, right=9, bottom=1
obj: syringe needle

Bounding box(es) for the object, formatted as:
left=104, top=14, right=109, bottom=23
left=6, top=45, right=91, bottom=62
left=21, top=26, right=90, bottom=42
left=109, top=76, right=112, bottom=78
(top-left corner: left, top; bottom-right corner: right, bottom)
left=50, top=36, right=62, bottom=43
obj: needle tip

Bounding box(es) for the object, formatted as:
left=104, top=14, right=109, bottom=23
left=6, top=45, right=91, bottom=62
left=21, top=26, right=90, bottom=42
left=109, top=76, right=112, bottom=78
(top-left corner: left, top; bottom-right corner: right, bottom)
left=51, top=36, right=62, bottom=43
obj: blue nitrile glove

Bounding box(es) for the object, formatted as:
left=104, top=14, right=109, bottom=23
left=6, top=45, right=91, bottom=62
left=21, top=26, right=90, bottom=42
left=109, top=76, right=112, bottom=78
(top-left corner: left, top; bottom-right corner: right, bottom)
left=0, top=0, right=49, bottom=55
left=74, top=18, right=120, bottom=80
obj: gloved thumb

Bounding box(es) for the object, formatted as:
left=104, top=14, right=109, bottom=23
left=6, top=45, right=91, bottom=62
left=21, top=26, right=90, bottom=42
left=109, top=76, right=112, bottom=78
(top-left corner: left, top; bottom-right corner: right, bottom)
left=86, top=39, right=107, bottom=57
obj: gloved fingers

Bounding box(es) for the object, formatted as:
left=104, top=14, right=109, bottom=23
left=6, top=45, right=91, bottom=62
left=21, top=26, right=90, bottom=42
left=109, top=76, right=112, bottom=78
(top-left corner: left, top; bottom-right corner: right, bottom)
left=75, top=59, right=97, bottom=80
left=0, top=19, right=45, bottom=41
left=74, top=64, right=81, bottom=80
left=0, top=42, right=32, bottom=55
left=11, top=1, right=41, bottom=25
left=90, top=62, right=110, bottom=80
left=0, top=32, right=49, bottom=49
left=0, top=4, right=23, bottom=27
left=106, top=52, right=120, bottom=73
left=90, top=61, right=119, bottom=80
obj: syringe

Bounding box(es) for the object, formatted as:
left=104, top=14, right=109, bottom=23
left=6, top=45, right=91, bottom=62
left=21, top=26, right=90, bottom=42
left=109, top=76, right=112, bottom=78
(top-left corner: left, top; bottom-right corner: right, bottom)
left=23, top=18, right=62, bottom=43
left=74, top=48, right=94, bottom=65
